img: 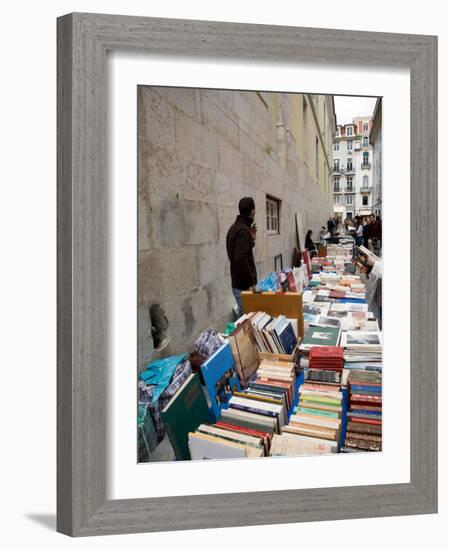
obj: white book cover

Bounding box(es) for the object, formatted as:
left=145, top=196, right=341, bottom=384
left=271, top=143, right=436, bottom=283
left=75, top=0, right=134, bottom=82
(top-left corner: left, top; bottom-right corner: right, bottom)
left=188, top=433, right=248, bottom=460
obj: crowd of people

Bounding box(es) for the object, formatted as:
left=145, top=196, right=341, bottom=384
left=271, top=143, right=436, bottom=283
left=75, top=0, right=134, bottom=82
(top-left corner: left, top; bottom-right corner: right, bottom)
left=226, top=197, right=383, bottom=322
left=346, top=214, right=382, bottom=254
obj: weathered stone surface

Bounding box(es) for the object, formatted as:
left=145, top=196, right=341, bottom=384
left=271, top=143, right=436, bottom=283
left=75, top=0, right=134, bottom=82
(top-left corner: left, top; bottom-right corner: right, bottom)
left=138, top=306, right=153, bottom=373
left=184, top=201, right=220, bottom=245
left=174, top=109, right=218, bottom=170
left=138, top=87, right=176, bottom=150
left=138, top=249, right=164, bottom=305
left=150, top=196, right=188, bottom=249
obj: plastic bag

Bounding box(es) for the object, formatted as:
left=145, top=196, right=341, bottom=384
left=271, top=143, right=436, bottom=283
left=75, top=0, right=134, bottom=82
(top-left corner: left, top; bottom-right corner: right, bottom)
left=255, top=272, right=280, bottom=292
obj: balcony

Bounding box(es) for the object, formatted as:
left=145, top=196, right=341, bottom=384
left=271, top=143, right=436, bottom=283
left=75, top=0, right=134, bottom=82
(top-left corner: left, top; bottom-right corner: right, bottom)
left=360, top=186, right=372, bottom=193
left=333, top=187, right=343, bottom=193
left=361, top=162, right=371, bottom=170
left=345, top=166, right=355, bottom=174
left=345, top=187, right=354, bottom=193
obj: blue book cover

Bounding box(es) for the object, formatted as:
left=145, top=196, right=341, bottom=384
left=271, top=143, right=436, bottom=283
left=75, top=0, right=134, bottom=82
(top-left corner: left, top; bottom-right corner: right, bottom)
left=349, top=409, right=382, bottom=416
left=276, top=321, right=297, bottom=355
left=350, top=384, right=382, bottom=393
left=200, top=343, right=241, bottom=421
left=336, top=298, right=367, bottom=304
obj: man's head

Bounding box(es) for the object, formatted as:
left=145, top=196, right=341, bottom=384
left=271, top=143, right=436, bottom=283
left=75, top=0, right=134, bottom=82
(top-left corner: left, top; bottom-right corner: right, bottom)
left=238, top=197, right=256, bottom=220
left=370, top=214, right=375, bottom=222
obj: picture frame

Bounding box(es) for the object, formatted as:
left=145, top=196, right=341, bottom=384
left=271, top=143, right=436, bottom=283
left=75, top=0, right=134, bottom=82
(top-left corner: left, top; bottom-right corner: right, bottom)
left=57, top=12, right=437, bottom=537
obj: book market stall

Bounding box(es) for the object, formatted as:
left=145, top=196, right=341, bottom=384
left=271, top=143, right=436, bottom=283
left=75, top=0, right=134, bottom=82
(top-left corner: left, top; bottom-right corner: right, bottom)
left=138, top=242, right=383, bottom=461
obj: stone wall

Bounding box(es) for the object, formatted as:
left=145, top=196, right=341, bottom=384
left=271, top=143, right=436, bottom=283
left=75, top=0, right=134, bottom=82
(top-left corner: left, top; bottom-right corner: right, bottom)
left=138, top=87, right=333, bottom=370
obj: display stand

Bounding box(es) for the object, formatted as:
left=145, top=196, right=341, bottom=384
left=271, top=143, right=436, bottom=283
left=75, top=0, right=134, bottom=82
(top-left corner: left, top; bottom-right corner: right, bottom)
left=241, top=291, right=304, bottom=339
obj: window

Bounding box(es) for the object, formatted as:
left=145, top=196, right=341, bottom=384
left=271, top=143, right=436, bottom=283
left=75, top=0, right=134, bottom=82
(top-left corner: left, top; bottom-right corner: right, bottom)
left=346, top=212, right=353, bottom=220
left=363, top=152, right=369, bottom=165
left=363, top=136, right=369, bottom=147
left=347, top=140, right=353, bottom=152
left=346, top=194, right=353, bottom=205
left=333, top=176, right=340, bottom=191
left=363, top=123, right=369, bottom=132
left=334, top=159, right=340, bottom=171
left=362, top=196, right=368, bottom=206
left=333, top=142, right=339, bottom=151
left=336, top=127, right=340, bottom=137
left=266, top=196, right=280, bottom=234
left=347, top=158, right=353, bottom=171
left=346, top=126, right=353, bottom=136
left=334, top=195, right=340, bottom=205
left=363, top=175, right=369, bottom=189
left=346, top=176, right=353, bottom=190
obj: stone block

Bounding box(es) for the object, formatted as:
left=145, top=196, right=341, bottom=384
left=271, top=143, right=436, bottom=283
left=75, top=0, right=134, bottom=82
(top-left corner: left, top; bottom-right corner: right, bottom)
left=138, top=306, right=153, bottom=373
left=195, top=242, right=228, bottom=287
left=216, top=140, right=242, bottom=181
left=159, top=87, right=202, bottom=122
left=210, top=277, right=234, bottom=321
left=139, top=142, right=187, bottom=181
left=174, top=109, right=218, bottom=170
left=138, top=87, right=176, bottom=150
left=216, top=206, right=236, bottom=242
left=138, top=249, right=164, bottom=305
left=150, top=196, right=188, bottom=249
left=183, top=201, right=219, bottom=245
left=183, top=162, right=215, bottom=202
left=212, top=173, right=235, bottom=209
left=200, top=93, right=240, bottom=149
left=160, top=245, right=199, bottom=299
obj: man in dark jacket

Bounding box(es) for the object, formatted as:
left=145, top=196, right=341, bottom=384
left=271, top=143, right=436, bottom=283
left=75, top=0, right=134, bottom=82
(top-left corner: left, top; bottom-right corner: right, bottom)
left=226, top=197, right=257, bottom=317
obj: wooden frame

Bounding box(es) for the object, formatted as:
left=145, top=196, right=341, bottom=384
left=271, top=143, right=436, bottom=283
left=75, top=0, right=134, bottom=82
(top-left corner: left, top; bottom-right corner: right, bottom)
left=57, top=12, right=437, bottom=536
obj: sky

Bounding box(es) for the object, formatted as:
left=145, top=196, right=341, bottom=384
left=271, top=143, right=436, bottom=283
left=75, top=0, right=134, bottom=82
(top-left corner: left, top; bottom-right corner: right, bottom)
left=333, top=95, right=378, bottom=126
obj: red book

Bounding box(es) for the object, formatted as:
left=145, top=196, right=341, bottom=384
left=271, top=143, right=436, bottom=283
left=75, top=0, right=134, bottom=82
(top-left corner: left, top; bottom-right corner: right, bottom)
left=350, top=417, right=382, bottom=426
left=310, top=346, right=344, bottom=359
left=215, top=422, right=272, bottom=454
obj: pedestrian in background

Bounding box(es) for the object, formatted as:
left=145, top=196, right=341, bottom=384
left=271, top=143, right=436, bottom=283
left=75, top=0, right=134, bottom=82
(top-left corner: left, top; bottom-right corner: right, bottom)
left=355, top=216, right=363, bottom=246
left=226, top=197, right=258, bottom=318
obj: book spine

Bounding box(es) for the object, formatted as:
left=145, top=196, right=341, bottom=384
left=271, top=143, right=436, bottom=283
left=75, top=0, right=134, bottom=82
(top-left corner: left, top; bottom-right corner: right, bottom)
left=347, top=422, right=382, bottom=435
left=344, top=437, right=382, bottom=451
left=346, top=431, right=382, bottom=443
left=229, top=403, right=278, bottom=419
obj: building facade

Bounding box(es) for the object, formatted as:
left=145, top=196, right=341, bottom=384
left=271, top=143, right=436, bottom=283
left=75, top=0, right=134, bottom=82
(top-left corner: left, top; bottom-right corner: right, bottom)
left=369, top=98, right=382, bottom=218
left=333, top=116, right=374, bottom=221
left=138, top=88, right=336, bottom=368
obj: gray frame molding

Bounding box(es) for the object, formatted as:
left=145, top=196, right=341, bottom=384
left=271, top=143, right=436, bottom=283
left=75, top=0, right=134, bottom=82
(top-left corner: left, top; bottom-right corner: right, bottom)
left=57, top=12, right=438, bottom=537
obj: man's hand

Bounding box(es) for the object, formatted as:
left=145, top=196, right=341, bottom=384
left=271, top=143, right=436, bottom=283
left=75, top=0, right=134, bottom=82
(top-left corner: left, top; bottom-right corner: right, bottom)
left=250, top=223, right=257, bottom=241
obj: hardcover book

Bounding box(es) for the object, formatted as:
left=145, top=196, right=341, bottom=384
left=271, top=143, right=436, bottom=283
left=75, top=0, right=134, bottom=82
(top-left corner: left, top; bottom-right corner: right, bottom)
left=161, top=373, right=213, bottom=461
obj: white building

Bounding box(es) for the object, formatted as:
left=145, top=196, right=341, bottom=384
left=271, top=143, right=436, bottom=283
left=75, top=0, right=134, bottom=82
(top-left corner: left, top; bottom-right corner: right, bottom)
left=333, top=116, right=374, bottom=221
left=369, top=98, right=382, bottom=218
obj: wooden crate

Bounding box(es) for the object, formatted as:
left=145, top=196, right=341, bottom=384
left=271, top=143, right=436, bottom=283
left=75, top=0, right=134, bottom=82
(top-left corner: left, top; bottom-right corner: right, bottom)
left=241, top=291, right=304, bottom=339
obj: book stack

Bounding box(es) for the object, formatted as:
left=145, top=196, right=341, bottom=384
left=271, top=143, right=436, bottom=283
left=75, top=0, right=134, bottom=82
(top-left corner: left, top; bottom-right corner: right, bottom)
left=306, top=346, right=344, bottom=385
left=218, top=360, right=296, bottom=436
left=269, top=432, right=338, bottom=456
left=249, top=312, right=298, bottom=355
left=280, top=381, right=343, bottom=449
left=341, top=331, right=383, bottom=363
left=299, top=326, right=341, bottom=353
left=344, top=370, right=382, bottom=451
left=188, top=423, right=267, bottom=459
